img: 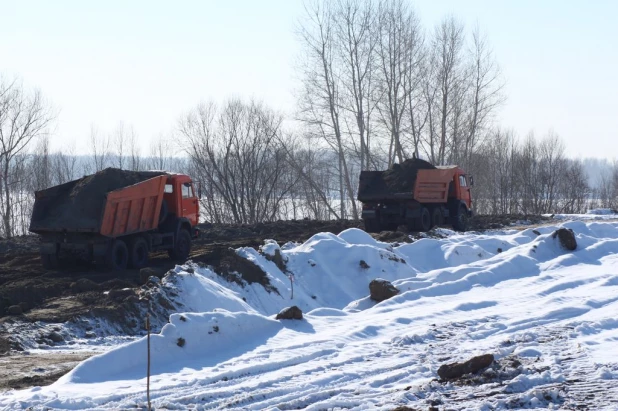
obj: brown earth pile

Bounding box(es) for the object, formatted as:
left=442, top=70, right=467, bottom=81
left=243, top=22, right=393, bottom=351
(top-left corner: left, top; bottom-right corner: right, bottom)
left=357, top=158, right=436, bottom=200
left=382, top=158, right=436, bottom=192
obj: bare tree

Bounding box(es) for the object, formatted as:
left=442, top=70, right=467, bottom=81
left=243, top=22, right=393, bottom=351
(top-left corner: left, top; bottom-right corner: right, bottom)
left=458, top=26, right=505, bottom=169
left=128, top=126, right=141, bottom=171
left=375, top=0, right=422, bottom=165
left=30, top=136, right=52, bottom=191
left=51, top=141, right=79, bottom=185
left=0, top=78, right=53, bottom=237
left=297, top=0, right=359, bottom=218
left=89, top=124, right=110, bottom=172
left=333, top=0, right=378, bottom=170
left=430, top=16, right=465, bottom=165
left=181, top=99, right=298, bottom=224
left=113, top=122, right=125, bottom=169
left=147, top=134, right=175, bottom=171
left=558, top=159, right=590, bottom=214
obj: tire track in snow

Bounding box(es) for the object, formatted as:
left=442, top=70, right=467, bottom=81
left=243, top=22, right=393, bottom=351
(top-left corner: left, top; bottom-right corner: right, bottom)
left=145, top=338, right=429, bottom=410
left=553, top=334, right=618, bottom=409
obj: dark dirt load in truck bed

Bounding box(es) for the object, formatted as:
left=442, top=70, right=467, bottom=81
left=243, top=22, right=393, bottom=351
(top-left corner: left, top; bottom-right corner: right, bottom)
left=357, top=158, right=436, bottom=201
left=30, top=168, right=167, bottom=233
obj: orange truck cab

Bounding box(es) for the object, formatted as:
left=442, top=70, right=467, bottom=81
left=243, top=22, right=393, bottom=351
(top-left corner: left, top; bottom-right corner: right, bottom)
left=29, top=168, right=201, bottom=270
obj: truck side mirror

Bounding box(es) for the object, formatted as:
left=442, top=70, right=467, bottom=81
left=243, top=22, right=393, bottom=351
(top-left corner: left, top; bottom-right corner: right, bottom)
left=197, top=182, right=202, bottom=199
left=469, top=176, right=474, bottom=187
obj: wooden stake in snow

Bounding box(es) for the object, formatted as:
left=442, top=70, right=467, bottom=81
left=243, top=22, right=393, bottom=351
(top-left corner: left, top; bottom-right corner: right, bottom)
left=288, top=274, right=294, bottom=299
left=147, top=314, right=151, bottom=411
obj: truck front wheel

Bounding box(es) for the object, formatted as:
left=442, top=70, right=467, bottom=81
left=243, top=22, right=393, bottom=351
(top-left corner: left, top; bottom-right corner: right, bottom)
left=418, top=207, right=432, bottom=232
left=452, top=205, right=468, bottom=232
left=169, top=229, right=191, bottom=261
left=107, top=239, right=129, bottom=270
left=129, top=237, right=149, bottom=269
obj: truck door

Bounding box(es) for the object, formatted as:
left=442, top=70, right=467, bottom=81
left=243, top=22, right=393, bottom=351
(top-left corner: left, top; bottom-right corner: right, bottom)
left=181, top=182, right=199, bottom=226
left=458, top=175, right=472, bottom=209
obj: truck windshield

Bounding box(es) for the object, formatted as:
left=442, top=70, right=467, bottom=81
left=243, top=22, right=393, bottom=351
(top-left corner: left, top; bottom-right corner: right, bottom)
left=459, top=176, right=467, bottom=187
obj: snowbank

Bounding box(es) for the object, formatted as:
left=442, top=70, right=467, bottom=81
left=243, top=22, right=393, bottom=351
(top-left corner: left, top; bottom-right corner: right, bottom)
left=61, top=311, right=282, bottom=384
left=2, top=221, right=618, bottom=410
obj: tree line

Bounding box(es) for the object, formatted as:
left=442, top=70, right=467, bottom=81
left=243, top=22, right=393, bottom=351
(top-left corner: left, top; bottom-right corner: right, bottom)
left=1, top=0, right=616, bottom=238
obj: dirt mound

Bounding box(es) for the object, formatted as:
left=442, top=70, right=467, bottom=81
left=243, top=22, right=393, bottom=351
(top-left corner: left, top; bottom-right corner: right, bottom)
left=0, top=236, right=39, bottom=257
left=382, top=158, right=436, bottom=192
left=358, top=158, right=436, bottom=200
left=193, top=246, right=277, bottom=293
left=30, top=168, right=166, bottom=232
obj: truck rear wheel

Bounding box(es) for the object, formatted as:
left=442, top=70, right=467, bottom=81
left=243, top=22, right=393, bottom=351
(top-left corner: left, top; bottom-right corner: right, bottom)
left=129, top=237, right=149, bottom=269
left=431, top=208, right=443, bottom=228
left=169, top=229, right=191, bottom=261
left=363, top=218, right=381, bottom=233
left=41, top=251, right=59, bottom=269
left=417, top=207, right=432, bottom=232
left=107, top=239, right=129, bottom=270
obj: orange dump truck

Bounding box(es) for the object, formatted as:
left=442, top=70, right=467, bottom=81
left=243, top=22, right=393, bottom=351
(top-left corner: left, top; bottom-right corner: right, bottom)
left=357, top=159, right=472, bottom=232
left=29, top=168, right=200, bottom=269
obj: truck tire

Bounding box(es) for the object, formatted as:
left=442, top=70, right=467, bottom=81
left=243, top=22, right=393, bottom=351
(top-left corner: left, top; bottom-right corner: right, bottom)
left=129, top=237, right=149, bottom=269
left=41, top=251, right=59, bottom=269
left=452, top=205, right=468, bottom=232
left=418, top=207, right=432, bottom=232
left=169, top=229, right=191, bottom=261
left=363, top=218, right=381, bottom=233
left=431, top=208, right=443, bottom=228
left=107, top=239, right=129, bottom=270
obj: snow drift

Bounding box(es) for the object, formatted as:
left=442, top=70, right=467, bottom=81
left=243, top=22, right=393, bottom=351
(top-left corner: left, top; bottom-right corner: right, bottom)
left=2, top=221, right=618, bottom=410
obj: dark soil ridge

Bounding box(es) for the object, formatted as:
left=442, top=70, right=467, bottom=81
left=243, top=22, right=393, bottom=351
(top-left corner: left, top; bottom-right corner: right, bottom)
left=0, top=215, right=551, bottom=332
left=358, top=158, right=436, bottom=200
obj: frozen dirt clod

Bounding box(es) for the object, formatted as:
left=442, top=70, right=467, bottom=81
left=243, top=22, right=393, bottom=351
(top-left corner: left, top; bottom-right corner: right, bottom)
left=437, top=354, right=495, bottom=380
left=369, top=279, right=399, bottom=302
left=30, top=168, right=166, bottom=232
left=276, top=306, right=303, bottom=320
left=553, top=227, right=577, bottom=251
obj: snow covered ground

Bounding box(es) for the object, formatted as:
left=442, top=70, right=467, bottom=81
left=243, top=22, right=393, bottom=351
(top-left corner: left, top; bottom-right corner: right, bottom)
left=547, top=208, right=618, bottom=221
left=2, top=221, right=618, bottom=410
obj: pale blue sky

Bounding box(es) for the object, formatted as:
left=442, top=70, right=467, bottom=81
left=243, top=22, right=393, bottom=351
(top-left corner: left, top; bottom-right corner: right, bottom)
left=1, top=0, right=616, bottom=158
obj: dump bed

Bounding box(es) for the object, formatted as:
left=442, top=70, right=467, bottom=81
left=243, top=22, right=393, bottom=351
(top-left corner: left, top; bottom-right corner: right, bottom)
left=357, top=158, right=438, bottom=201
left=413, top=168, right=459, bottom=203
left=30, top=168, right=167, bottom=236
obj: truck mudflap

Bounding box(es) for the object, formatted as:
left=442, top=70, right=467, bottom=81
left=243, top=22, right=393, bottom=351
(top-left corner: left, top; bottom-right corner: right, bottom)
left=362, top=210, right=377, bottom=219
left=40, top=242, right=57, bottom=254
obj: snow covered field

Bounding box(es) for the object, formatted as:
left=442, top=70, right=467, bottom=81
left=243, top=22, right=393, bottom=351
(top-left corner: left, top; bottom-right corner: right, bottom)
left=1, top=221, right=618, bottom=410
